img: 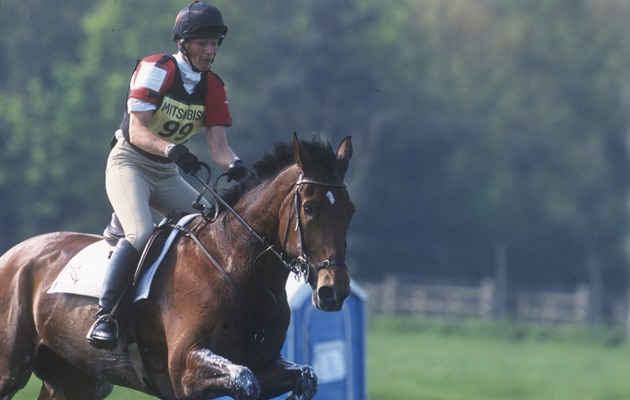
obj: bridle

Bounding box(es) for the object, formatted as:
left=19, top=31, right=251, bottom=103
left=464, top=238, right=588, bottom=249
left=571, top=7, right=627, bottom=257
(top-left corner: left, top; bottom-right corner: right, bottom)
left=191, top=165, right=348, bottom=279
left=282, top=174, right=348, bottom=285
left=171, top=164, right=349, bottom=342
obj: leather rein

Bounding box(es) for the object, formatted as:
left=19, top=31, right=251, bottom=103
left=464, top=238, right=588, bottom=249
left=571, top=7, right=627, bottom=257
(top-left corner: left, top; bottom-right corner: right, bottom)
left=168, top=163, right=348, bottom=342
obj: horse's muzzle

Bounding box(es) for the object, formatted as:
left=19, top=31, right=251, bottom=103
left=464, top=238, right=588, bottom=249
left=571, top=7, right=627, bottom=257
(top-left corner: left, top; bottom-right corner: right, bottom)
left=312, top=285, right=350, bottom=312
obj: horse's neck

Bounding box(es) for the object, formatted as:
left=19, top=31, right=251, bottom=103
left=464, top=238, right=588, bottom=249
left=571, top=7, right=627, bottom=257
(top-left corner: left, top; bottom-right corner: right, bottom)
left=217, top=167, right=298, bottom=291
left=236, top=167, right=299, bottom=243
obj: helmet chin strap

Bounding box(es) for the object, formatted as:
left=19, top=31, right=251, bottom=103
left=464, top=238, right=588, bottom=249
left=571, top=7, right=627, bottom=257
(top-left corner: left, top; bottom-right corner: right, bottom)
left=179, top=39, right=204, bottom=73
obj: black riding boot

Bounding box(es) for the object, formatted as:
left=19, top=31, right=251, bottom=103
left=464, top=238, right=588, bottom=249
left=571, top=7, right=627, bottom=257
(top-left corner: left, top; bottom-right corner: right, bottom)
left=86, top=239, right=140, bottom=351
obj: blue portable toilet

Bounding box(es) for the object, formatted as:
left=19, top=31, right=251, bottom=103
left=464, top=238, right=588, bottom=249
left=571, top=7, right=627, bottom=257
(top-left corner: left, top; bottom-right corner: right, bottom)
left=216, top=278, right=366, bottom=400
left=272, top=278, right=367, bottom=400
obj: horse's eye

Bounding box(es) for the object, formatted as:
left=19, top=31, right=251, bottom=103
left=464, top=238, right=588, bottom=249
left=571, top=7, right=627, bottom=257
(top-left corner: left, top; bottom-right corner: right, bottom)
left=303, top=204, right=315, bottom=217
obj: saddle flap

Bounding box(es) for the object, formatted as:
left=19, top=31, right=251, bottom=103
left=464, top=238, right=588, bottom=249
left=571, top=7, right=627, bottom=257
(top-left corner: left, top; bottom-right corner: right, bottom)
left=133, top=212, right=198, bottom=303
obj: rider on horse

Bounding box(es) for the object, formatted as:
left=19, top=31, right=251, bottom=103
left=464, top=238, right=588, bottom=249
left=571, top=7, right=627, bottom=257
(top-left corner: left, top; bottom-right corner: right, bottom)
left=87, top=1, right=250, bottom=350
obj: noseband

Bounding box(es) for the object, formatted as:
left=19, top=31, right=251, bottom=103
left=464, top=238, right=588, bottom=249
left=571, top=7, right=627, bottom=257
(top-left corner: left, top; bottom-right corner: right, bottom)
left=283, top=174, right=348, bottom=283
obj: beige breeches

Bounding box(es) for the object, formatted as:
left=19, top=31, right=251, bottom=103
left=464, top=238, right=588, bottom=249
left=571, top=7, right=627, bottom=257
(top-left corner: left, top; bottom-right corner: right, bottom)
left=105, top=139, right=210, bottom=253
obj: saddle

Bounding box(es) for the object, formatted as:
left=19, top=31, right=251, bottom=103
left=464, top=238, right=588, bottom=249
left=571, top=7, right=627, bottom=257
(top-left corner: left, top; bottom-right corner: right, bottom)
left=102, top=210, right=192, bottom=288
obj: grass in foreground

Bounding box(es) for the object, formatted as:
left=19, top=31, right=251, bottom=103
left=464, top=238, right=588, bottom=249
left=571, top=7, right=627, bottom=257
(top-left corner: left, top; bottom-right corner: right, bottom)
left=367, top=316, right=630, bottom=400
left=12, top=316, right=630, bottom=400
left=12, top=378, right=153, bottom=399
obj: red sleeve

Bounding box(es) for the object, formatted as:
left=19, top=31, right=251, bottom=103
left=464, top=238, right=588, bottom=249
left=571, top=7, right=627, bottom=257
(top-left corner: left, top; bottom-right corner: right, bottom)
left=205, top=73, right=233, bottom=128
left=128, top=54, right=176, bottom=105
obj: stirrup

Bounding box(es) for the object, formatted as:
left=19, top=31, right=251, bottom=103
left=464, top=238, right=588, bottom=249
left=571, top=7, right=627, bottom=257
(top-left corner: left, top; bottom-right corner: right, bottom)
left=86, top=313, right=120, bottom=351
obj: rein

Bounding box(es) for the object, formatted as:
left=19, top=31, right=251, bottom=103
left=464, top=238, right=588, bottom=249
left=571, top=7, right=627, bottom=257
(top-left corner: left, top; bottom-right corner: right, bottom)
left=179, top=164, right=347, bottom=342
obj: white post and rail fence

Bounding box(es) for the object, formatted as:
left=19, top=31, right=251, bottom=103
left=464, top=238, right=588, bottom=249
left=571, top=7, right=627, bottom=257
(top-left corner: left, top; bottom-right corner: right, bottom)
left=358, top=274, right=629, bottom=327
left=358, top=245, right=628, bottom=327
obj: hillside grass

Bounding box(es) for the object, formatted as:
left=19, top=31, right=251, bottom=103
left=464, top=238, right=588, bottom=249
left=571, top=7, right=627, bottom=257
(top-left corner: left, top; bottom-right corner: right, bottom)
left=12, top=315, right=630, bottom=400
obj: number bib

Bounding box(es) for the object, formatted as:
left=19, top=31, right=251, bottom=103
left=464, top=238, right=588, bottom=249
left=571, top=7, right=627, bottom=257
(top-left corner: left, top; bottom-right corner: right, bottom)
left=148, top=95, right=205, bottom=144
left=115, top=53, right=231, bottom=152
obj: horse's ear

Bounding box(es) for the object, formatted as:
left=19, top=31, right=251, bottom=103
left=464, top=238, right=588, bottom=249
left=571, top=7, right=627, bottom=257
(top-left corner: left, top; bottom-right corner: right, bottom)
left=336, top=135, right=353, bottom=180
left=293, top=132, right=312, bottom=173
left=293, top=132, right=313, bottom=173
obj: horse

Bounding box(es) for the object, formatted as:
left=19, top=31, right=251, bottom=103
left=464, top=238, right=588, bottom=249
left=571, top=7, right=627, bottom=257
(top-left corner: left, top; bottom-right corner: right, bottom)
left=0, top=133, right=355, bottom=400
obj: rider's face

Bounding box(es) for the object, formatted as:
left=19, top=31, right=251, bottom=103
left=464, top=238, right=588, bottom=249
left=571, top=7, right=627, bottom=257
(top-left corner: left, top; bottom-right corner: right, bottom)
left=183, top=38, right=220, bottom=71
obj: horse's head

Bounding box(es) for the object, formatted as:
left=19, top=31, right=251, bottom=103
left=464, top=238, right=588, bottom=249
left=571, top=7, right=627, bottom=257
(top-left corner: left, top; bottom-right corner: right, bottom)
left=284, top=133, right=355, bottom=312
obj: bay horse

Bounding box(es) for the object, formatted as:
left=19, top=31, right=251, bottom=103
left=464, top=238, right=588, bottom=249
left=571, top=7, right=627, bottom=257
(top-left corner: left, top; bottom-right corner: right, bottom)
left=0, top=133, right=355, bottom=400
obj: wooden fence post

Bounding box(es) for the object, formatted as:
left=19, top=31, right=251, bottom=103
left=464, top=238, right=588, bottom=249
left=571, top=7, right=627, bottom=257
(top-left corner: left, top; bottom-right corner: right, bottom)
left=575, top=284, right=590, bottom=326
left=494, top=243, right=508, bottom=318
left=411, top=286, right=427, bottom=317
left=480, top=278, right=495, bottom=320
left=381, top=274, right=398, bottom=314
left=588, top=254, right=603, bottom=324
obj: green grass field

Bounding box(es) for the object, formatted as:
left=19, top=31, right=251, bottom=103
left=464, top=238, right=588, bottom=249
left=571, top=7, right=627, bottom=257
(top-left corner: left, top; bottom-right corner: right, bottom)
left=11, top=315, right=630, bottom=400
left=367, top=316, right=630, bottom=400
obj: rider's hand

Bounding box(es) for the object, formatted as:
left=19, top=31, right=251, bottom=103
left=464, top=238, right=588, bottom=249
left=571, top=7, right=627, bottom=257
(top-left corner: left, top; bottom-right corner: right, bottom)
left=166, top=144, right=201, bottom=174
left=227, top=158, right=250, bottom=182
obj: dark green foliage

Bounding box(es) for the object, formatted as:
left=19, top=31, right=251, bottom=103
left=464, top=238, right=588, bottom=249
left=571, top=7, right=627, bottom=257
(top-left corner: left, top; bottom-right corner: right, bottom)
left=2, top=0, right=630, bottom=291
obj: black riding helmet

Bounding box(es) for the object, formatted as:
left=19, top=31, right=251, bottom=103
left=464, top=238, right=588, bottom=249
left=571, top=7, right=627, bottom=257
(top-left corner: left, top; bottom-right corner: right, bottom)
left=173, top=1, right=227, bottom=71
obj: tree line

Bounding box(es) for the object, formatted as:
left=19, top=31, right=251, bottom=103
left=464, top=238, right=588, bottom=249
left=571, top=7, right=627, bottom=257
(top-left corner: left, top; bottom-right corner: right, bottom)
left=2, top=0, right=630, bottom=292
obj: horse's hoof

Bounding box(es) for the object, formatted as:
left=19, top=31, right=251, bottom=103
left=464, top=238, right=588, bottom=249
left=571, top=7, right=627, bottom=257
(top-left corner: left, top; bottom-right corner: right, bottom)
left=231, top=367, right=260, bottom=400
left=294, top=366, right=318, bottom=400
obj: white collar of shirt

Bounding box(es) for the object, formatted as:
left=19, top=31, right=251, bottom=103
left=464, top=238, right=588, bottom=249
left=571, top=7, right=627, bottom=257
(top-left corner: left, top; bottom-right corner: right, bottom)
left=174, top=52, right=201, bottom=94
left=127, top=53, right=202, bottom=112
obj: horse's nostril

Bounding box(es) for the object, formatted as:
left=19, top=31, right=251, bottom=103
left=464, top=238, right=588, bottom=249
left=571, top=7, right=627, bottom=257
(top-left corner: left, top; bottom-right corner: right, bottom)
left=318, top=286, right=336, bottom=302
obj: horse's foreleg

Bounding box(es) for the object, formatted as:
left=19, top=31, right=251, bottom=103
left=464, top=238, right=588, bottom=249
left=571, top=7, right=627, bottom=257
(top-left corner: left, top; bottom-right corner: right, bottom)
left=255, top=357, right=318, bottom=400
left=179, top=348, right=261, bottom=400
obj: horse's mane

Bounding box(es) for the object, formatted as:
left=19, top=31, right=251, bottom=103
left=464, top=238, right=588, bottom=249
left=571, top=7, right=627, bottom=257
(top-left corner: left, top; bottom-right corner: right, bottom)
left=220, top=133, right=338, bottom=207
